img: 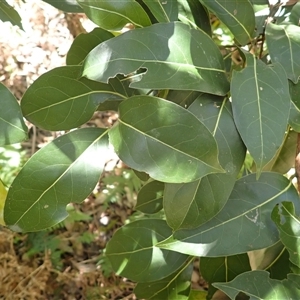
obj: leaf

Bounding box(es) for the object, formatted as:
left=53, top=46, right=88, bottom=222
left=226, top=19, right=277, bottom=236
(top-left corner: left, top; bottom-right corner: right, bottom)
left=166, top=90, right=201, bottom=107
left=231, top=53, right=290, bottom=176
left=109, top=95, right=224, bottom=183
left=106, top=219, right=189, bottom=282
left=158, top=172, right=300, bottom=257
left=289, top=80, right=300, bottom=131
left=188, top=290, right=208, bottom=300
left=0, top=180, right=8, bottom=226
left=82, top=22, right=230, bottom=96
left=261, top=129, right=296, bottom=173
left=248, top=241, right=285, bottom=270
left=164, top=96, right=245, bottom=230
left=177, top=0, right=211, bottom=35
left=142, top=0, right=178, bottom=22
left=200, top=254, right=251, bottom=300
left=0, top=1, right=23, bottom=29
left=136, top=181, right=164, bottom=214
left=134, top=259, right=193, bottom=299
left=42, top=0, right=83, bottom=12
left=21, top=66, right=135, bottom=130
left=0, top=83, right=28, bottom=146
left=267, top=248, right=293, bottom=280
left=66, top=28, right=114, bottom=66
left=266, top=23, right=300, bottom=84
left=272, top=202, right=300, bottom=268
left=4, top=128, right=109, bottom=232
left=77, top=0, right=151, bottom=31
left=213, top=271, right=300, bottom=300
left=289, top=101, right=300, bottom=132
left=200, top=0, right=255, bottom=45
left=287, top=2, right=300, bottom=25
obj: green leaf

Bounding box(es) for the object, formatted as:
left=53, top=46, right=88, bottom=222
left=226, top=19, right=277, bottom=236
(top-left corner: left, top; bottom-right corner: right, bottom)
left=200, top=254, right=251, bottom=299
left=166, top=90, right=201, bottom=107
left=261, top=129, right=296, bottom=173
left=289, top=80, right=300, bottom=131
left=82, top=22, right=230, bottom=96
left=164, top=96, right=245, bottom=230
left=213, top=271, right=300, bottom=300
left=231, top=53, right=290, bottom=176
left=4, top=128, right=109, bottom=232
left=188, top=290, right=207, bottom=300
left=109, top=95, right=224, bottom=183
left=178, top=0, right=211, bottom=35
left=134, top=259, right=193, bottom=299
left=272, top=202, right=300, bottom=268
left=0, top=1, right=23, bottom=29
left=42, top=0, right=83, bottom=12
left=266, top=23, right=300, bottom=84
left=0, top=83, right=27, bottom=146
left=289, top=101, right=300, bottom=132
left=287, top=2, right=300, bottom=25
left=21, top=66, right=134, bottom=130
left=106, top=219, right=189, bottom=282
left=142, top=0, right=178, bottom=22
left=247, top=241, right=286, bottom=271
left=200, top=0, right=255, bottom=45
left=136, top=181, right=164, bottom=214
left=66, top=28, right=114, bottom=66
left=77, top=0, right=151, bottom=31
left=267, top=248, right=292, bottom=280
left=158, top=172, right=300, bottom=257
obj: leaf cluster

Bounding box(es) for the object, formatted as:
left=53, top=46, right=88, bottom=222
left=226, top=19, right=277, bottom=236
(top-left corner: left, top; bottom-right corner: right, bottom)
left=1, top=0, right=300, bottom=298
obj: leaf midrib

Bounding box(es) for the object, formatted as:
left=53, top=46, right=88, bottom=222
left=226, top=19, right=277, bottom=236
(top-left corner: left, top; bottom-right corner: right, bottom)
left=12, top=130, right=108, bottom=225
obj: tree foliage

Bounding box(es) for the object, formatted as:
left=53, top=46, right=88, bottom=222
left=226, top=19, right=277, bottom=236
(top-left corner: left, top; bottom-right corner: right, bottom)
left=1, top=0, right=300, bottom=298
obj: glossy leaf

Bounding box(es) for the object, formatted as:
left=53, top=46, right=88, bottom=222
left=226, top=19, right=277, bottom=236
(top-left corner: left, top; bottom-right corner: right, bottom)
left=136, top=181, right=164, bottom=214
left=42, top=0, right=83, bottom=12
left=82, top=22, right=230, bottom=96
left=164, top=96, right=245, bottom=230
left=0, top=0, right=23, bottom=29
left=21, top=66, right=134, bottom=130
left=266, top=23, right=300, bottom=84
left=66, top=28, right=114, bottom=66
left=77, top=0, right=151, bottom=31
left=0, top=83, right=27, bottom=146
left=134, top=259, right=193, bottom=299
left=106, top=219, right=189, bottom=282
left=231, top=53, right=290, bottom=176
left=200, top=0, right=255, bottom=45
left=109, top=96, right=224, bottom=183
left=213, top=271, right=300, bottom=299
left=200, top=254, right=251, bottom=300
left=4, top=128, right=109, bottom=232
left=272, top=202, right=300, bottom=268
left=178, top=0, right=211, bottom=35
left=142, top=0, right=178, bottom=22
left=158, top=172, right=300, bottom=257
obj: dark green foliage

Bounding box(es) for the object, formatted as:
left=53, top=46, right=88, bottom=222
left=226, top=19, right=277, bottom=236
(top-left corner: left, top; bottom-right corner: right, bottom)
left=2, top=1, right=300, bottom=299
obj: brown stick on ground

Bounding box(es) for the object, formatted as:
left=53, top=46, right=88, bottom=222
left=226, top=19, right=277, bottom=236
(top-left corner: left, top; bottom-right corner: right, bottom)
left=295, top=133, right=300, bottom=193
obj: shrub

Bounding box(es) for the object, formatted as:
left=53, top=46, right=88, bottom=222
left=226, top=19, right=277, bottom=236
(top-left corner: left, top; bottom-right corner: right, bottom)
left=1, top=0, right=300, bottom=298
